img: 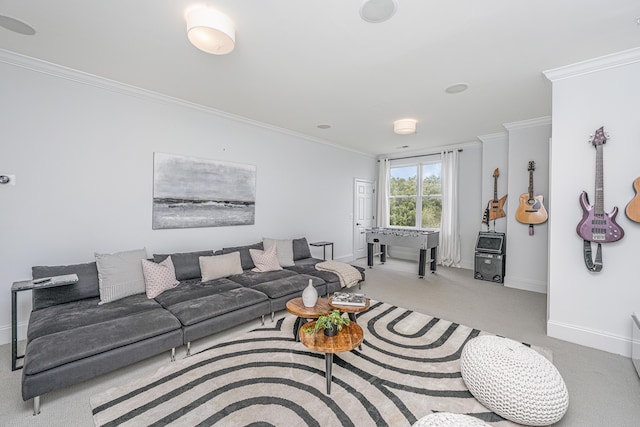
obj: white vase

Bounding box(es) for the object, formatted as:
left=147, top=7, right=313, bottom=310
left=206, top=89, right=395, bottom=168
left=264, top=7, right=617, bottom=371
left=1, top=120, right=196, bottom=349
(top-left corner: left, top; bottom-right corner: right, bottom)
left=302, top=279, right=318, bottom=307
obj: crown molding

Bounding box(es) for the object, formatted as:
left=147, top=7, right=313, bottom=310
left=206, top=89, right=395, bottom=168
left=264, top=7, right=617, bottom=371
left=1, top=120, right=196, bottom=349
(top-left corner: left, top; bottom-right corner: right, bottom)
left=477, top=132, right=507, bottom=145
left=0, top=48, right=374, bottom=159
left=543, top=47, right=640, bottom=82
left=503, top=116, right=552, bottom=131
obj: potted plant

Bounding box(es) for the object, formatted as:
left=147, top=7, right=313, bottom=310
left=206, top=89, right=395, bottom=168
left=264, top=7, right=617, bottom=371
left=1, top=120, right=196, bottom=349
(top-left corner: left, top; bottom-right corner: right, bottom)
left=310, top=310, right=350, bottom=337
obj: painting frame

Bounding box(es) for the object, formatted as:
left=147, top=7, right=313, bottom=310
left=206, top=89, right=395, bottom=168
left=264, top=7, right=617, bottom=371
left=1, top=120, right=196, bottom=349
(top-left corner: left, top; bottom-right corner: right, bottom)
left=152, top=153, right=256, bottom=229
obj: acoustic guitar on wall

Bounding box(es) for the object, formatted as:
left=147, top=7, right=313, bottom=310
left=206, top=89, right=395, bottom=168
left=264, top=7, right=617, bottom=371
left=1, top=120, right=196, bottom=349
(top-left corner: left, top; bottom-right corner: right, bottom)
left=487, top=168, right=507, bottom=221
left=626, top=177, right=640, bottom=223
left=516, top=161, right=548, bottom=235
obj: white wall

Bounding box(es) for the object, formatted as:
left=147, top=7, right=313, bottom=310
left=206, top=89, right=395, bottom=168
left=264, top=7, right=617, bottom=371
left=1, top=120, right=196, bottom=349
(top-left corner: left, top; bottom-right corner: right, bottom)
left=503, top=118, right=551, bottom=293
left=545, top=48, right=640, bottom=356
left=0, top=52, right=377, bottom=345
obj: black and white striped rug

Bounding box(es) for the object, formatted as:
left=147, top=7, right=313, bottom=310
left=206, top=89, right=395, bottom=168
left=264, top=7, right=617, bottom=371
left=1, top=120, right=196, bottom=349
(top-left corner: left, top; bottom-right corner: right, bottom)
left=91, top=301, right=536, bottom=426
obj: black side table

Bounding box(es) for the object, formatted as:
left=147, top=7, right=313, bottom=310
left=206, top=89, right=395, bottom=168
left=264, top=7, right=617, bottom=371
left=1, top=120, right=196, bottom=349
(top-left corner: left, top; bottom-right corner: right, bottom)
left=310, top=241, right=334, bottom=260
left=11, top=274, right=78, bottom=371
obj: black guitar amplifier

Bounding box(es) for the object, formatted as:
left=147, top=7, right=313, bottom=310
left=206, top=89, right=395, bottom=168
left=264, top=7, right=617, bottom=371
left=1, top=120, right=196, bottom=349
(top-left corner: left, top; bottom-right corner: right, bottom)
left=474, top=252, right=505, bottom=283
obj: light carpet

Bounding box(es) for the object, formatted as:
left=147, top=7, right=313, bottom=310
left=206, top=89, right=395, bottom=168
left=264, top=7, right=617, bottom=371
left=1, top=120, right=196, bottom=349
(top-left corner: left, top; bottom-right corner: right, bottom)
left=91, top=301, right=549, bottom=426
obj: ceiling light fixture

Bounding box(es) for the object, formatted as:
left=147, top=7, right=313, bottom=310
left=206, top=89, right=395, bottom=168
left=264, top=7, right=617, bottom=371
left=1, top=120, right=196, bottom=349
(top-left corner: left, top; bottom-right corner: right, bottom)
left=394, top=119, right=417, bottom=135
left=445, top=83, right=469, bottom=94
left=186, top=7, right=235, bottom=55
left=317, top=124, right=331, bottom=129
left=359, top=0, right=398, bottom=23
left=0, top=15, right=36, bottom=35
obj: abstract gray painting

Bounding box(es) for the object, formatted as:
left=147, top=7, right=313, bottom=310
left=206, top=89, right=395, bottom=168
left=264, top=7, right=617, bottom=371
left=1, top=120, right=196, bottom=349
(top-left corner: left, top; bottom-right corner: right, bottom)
left=152, top=153, right=256, bottom=229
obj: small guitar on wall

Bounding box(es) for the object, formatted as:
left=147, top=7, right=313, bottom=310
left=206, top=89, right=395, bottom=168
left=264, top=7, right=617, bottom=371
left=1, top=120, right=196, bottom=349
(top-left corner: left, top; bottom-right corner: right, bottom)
left=626, top=177, right=640, bottom=223
left=515, top=161, right=548, bottom=235
left=487, top=168, right=507, bottom=221
left=576, top=127, right=624, bottom=272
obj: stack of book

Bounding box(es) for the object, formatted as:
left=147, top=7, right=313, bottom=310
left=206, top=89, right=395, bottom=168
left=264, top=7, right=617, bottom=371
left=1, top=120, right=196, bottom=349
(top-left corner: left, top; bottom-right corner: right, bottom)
left=332, top=292, right=366, bottom=307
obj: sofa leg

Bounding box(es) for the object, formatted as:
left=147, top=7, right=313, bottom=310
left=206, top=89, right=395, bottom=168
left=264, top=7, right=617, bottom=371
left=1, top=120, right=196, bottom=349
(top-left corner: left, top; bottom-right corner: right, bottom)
left=271, top=312, right=275, bottom=323
left=170, top=348, right=176, bottom=362
left=33, top=396, right=40, bottom=416
left=261, top=315, right=265, bottom=325
left=186, top=342, right=191, bottom=357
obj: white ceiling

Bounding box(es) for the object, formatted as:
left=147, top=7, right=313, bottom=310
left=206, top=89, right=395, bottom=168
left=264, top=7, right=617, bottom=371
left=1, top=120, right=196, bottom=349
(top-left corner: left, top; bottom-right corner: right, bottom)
left=1, top=1, right=639, bottom=156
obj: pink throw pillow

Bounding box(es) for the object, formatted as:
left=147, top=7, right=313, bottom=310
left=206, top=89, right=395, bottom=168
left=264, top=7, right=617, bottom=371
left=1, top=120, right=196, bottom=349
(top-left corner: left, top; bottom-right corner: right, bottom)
left=249, top=245, right=283, bottom=273
left=142, top=256, right=180, bottom=298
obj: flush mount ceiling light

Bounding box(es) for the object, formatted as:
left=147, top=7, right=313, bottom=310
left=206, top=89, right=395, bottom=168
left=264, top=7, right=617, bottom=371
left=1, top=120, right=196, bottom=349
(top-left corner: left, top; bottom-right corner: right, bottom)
left=359, top=0, right=398, bottom=23
left=394, top=119, right=417, bottom=135
left=186, top=7, right=235, bottom=55
left=445, top=82, right=469, bottom=94
left=0, top=14, right=36, bottom=35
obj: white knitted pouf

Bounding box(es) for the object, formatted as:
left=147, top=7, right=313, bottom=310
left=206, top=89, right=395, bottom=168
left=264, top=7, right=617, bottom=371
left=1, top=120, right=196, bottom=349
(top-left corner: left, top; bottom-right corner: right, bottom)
left=413, top=412, right=490, bottom=427
left=460, top=336, right=569, bottom=426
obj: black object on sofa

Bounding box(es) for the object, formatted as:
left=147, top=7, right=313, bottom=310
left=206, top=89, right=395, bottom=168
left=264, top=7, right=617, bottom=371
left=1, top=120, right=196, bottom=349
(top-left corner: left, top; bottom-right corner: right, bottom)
left=21, top=237, right=364, bottom=414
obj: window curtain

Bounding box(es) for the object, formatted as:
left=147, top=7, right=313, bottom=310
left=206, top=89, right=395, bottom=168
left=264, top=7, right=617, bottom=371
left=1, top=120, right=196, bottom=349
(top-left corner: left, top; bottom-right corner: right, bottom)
left=439, top=150, right=461, bottom=267
left=376, top=158, right=390, bottom=227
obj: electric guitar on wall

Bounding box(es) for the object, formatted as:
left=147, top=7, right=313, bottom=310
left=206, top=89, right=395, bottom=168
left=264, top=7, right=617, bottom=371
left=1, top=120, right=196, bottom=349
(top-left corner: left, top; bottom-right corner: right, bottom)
left=626, top=177, right=640, bottom=223
left=576, top=127, right=624, bottom=271
left=487, top=168, right=507, bottom=221
left=516, top=161, right=548, bottom=235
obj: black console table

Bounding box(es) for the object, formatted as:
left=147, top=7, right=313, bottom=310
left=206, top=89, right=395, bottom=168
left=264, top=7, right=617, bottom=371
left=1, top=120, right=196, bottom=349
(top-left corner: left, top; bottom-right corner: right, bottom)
left=310, top=241, right=334, bottom=260
left=11, top=274, right=78, bottom=370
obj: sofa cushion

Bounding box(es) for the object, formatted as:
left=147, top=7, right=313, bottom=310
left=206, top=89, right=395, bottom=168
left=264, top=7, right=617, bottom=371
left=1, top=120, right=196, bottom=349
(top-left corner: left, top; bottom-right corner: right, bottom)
left=24, top=308, right=181, bottom=375
left=161, top=287, right=269, bottom=327
left=221, top=242, right=263, bottom=270
left=227, top=268, right=297, bottom=287
left=263, top=238, right=295, bottom=267
left=199, top=252, right=243, bottom=281
left=142, top=256, right=180, bottom=298
left=250, top=245, right=283, bottom=272
left=153, top=250, right=214, bottom=280
left=31, top=262, right=100, bottom=310
left=292, top=237, right=312, bottom=260
left=26, top=294, right=163, bottom=342
left=249, top=274, right=325, bottom=300
left=95, top=248, right=147, bottom=304
left=153, top=277, right=242, bottom=308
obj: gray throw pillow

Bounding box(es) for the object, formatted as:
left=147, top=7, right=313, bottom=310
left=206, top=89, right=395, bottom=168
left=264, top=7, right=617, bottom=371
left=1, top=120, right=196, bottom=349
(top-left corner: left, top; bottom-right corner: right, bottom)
left=95, top=248, right=147, bottom=304
left=199, top=252, right=243, bottom=281
left=293, top=237, right=312, bottom=260
left=153, top=250, right=214, bottom=280
left=222, top=242, right=263, bottom=270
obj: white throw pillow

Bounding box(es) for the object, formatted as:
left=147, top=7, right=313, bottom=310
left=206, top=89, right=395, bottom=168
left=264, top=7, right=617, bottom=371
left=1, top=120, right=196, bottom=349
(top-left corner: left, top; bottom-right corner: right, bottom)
left=142, top=256, right=180, bottom=299
left=250, top=244, right=283, bottom=272
left=263, top=238, right=295, bottom=267
left=199, top=252, right=243, bottom=282
left=95, top=248, right=147, bottom=304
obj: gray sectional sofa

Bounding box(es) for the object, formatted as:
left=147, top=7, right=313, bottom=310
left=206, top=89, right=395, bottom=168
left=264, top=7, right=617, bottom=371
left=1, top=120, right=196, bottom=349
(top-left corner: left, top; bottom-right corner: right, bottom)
left=22, top=238, right=364, bottom=414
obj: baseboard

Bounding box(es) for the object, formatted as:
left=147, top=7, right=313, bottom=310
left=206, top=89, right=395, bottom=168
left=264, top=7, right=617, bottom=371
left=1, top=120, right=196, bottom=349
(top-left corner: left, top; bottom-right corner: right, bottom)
left=0, top=321, right=27, bottom=346
left=547, top=319, right=631, bottom=357
left=504, top=275, right=547, bottom=294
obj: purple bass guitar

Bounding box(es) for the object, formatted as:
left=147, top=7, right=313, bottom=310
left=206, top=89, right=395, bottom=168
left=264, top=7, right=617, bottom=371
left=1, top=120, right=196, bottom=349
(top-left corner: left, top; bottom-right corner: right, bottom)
left=576, top=127, right=624, bottom=243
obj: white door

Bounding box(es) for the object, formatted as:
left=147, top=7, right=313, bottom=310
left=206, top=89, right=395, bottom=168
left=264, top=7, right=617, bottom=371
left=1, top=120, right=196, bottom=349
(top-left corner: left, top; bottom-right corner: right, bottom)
left=354, top=179, right=375, bottom=259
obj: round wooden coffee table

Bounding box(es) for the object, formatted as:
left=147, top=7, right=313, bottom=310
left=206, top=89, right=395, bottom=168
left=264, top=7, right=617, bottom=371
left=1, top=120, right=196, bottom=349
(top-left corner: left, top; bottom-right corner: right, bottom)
left=286, top=297, right=332, bottom=341
left=299, top=321, right=364, bottom=394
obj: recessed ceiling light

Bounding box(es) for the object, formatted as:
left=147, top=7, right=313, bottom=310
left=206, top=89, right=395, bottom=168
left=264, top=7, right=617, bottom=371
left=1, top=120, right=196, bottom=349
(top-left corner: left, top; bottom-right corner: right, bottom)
left=317, top=124, right=331, bottom=129
left=445, top=83, right=469, bottom=94
left=396, top=145, right=410, bottom=149
left=359, top=0, right=398, bottom=23
left=0, top=15, right=36, bottom=36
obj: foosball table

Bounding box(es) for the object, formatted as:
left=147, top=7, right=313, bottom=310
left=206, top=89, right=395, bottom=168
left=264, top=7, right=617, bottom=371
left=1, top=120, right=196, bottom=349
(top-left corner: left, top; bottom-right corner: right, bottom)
left=366, top=227, right=439, bottom=278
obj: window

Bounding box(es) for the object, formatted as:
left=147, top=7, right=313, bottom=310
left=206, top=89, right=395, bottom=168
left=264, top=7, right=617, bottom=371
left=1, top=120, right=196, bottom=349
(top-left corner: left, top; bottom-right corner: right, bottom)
left=389, top=160, right=441, bottom=229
